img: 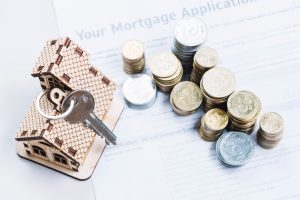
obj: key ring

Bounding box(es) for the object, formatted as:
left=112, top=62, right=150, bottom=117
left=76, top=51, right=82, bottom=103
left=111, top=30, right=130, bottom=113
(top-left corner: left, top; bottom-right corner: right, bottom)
left=35, top=91, right=75, bottom=120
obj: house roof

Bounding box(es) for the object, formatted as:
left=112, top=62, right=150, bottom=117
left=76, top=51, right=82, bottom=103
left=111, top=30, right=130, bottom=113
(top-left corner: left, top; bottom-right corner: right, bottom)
left=16, top=37, right=116, bottom=164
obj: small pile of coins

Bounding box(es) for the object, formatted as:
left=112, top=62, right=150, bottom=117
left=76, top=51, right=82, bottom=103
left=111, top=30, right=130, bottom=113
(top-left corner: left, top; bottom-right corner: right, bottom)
left=170, top=81, right=202, bottom=115
left=199, top=108, right=228, bottom=141
left=122, top=74, right=157, bottom=109
left=172, top=17, right=207, bottom=73
left=200, top=67, right=236, bottom=112
left=216, top=131, right=255, bottom=167
left=257, top=112, right=284, bottom=149
left=149, top=51, right=183, bottom=92
left=122, top=40, right=145, bottom=74
left=190, top=47, right=219, bottom=84
left=227, top=90, right=262, bottom=134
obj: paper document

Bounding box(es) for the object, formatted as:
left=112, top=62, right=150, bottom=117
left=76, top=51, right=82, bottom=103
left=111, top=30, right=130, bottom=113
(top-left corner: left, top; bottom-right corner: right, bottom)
left=53, top=0, right=300, bottom=199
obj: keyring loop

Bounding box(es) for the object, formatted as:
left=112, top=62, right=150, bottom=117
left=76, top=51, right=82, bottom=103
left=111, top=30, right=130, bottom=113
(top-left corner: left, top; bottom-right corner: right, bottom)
left=35, top=91, right=75, bottom=120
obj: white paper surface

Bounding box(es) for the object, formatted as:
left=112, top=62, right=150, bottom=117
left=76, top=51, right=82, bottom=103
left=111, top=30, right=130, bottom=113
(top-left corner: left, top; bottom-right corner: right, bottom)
left=53, top=0, right=300, bottom=199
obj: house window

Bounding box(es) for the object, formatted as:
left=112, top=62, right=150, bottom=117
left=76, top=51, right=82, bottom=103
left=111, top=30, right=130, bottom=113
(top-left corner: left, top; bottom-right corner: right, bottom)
left=32, top=145, right=47, bottom=157
left=53, top=153, right=68, bottom=165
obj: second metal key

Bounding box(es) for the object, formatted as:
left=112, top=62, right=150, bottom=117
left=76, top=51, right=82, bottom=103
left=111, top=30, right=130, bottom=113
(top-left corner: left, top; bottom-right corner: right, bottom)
left=62, top=90, right=117, bottom=145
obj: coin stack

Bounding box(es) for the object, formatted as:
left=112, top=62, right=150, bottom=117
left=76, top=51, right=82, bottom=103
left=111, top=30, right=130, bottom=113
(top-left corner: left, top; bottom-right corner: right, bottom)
left=121, top=40, right=145, bottom=74
left=190, top=47, right=219, bottom=85
left=200, top=67, right=236, bottom=112
left=172, top=17, right=207, bottom=73
left=199, top=108, right=228, bottom=141
left=170, top=81, right=202, bottom=115
left=227, top=90, right=262, bottom=134
left=149, top=51, right=183, bottom=92
left=122, top=74, right=157, bottom=109
left=257, top=112, right=284, bottom=149
left=216, top=131, right=255, bottom=167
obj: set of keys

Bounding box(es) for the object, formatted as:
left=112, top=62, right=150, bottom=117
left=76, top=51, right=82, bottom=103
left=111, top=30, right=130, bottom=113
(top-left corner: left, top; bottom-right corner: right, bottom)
left=36, top=88, right=117, bottom=145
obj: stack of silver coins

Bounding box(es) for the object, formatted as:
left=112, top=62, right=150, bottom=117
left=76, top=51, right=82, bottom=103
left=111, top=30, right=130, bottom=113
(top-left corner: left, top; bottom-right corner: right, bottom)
left=172, top=17, right=207, bottom=74
left=199, top=108, right=228, bottom=141
left=216, top=131, right=255, bottom=167
left=149, top=51, right=183, bottom=92
left=257, top=112, right=284, bottom=149
left=227, top=90, right=262, bottom=134
left=200, top=67, right=236, bottom=112
left=122, top=40, right=145, bottom=74
left=170, top=81, right=203, bottom=116
left=190, top=47, right=218, bottom=85
left=122, top=74, right=157, bottom=109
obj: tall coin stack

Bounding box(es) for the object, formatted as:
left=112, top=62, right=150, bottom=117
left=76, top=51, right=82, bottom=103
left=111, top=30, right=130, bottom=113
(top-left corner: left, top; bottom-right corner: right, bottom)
left=172, top=17, right=207, bottom=73
left=190, top=47, right=218, bottom=84
left=257, top=112, right=284, bottom=149
left=149, top=51, right=183, bottom=92
left=122, top=40, right=145, bottom=74
left=200, top=67, right=236, bottom=112
left=170, top=81, right=203, bottom=116
left=199, top=108, right=228, bottom=141
left=227, top=90, right=262, bottom=134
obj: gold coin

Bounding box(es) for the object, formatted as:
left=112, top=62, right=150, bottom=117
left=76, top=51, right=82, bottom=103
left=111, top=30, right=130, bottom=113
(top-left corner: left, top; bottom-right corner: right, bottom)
left=227, top=90, right=262, bottom=121
left=122, top=40, right=144, bottom=61
left=259, top=112, right=284, bottom=135
left=194, top=47, right=219, bottom=68
left=148, top=51, right=179, bottom=78
left=202, top=67, right=236, bottom=98
left=171, top=81, right=203, bottom=112
left=204, top=108, right=228, bottom=131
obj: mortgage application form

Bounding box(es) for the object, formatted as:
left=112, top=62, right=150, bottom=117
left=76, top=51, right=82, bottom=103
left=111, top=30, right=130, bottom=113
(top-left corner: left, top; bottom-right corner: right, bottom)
left=53, top=0, right=300, bottom=199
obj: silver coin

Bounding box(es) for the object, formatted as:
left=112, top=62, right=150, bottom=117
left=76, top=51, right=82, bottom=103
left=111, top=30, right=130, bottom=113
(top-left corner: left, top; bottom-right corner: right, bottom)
left=122, top=74, right=157, bottom=108
left=174, top=17, right=207, bottom=47
left=218, top=131, right=254, bottom=167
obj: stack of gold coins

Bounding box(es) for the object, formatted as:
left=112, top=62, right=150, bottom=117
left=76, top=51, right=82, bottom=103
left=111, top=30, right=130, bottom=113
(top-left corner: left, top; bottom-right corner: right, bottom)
left=170, top=81, right=203, bottom=115
left=121, top=40, right=145, bottom=74
left=200, top=67, right=236, bottom=112
left=257, top=112, right=284, bottom=149
left=190, top=47, right=219, bottom=85
left=149, top=51, right=183, bottom=92
left=199, top=108, right=228, bottom=141
left=227, top=90, right=262, bottom=134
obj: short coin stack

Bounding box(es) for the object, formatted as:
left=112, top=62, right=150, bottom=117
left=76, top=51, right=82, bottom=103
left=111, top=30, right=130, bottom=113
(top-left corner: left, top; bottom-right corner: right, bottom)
left=149, top=51, right=183, bottom=92
left=227, top=90, right=262, bottom=134
left=172, top=17, right=207, bottom=73
left=122, top=74, right=157, bottom=109
left=199, top=108, right=228, bottom=141
left=216, top=131, right=255, bottom=167
left=190, top=47, right=219, bottom=84
left=257, top=112, right=284, bottom=149
left=122, top=40, right=145, bottom=74
left=200, top=67, right=236, bottom=112
left=170, top=81, right=202, bottom=115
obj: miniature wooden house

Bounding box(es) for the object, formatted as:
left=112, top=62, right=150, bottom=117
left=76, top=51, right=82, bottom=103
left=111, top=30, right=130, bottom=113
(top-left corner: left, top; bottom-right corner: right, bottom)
left=15, top=37, right=123, bottom=180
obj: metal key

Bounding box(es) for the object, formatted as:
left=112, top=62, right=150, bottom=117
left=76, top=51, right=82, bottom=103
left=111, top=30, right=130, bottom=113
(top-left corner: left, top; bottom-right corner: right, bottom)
left=61, top=90, right=117, bottom=145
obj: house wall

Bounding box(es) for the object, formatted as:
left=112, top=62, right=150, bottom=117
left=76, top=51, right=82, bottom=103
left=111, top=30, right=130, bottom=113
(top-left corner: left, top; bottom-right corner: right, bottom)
left=22, top=140, right=79, bottom=171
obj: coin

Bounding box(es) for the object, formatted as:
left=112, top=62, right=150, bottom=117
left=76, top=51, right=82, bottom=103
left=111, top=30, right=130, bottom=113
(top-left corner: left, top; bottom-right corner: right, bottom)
left=190, top=47, right=219, bottom=84
left=205, top=108, right=228, bottom=131
left=149, top=51, right=183, bottom=92
left=202, top=67, right=236, bottom=99
left=148, top=51, right=178, bottom=78
left=257, top=112, right=284, bottom=149
left=217, top=131, right=255, bottom=167
left=172, top=17, right=208, bottom=73
left=170, top=81, right=202, bottom=115
left=121, top=40, right=145, bottom=74
left=199, top=108, right=228, bottom=141
left=122, top=74, right=156, bottom=109
left=172, top=81, right=202, bottom=112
